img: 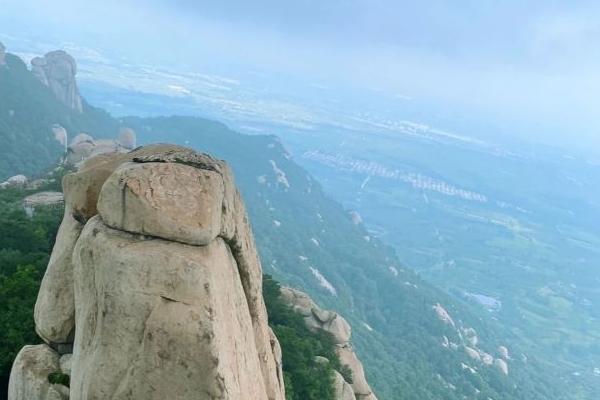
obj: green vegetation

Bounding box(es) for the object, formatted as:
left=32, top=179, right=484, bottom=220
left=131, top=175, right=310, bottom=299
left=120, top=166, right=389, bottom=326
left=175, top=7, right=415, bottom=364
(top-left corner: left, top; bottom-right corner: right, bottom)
left=296, top=127, right=600, bottom=398
left=47, top=371, right=70, bottom=387
left=0, top=53, right=119, bottom=180
left=0, top=52, right=583, bottom=399
left=263, top=275, right=348, bottom=400
left=0, top=181, right=63, bottom=394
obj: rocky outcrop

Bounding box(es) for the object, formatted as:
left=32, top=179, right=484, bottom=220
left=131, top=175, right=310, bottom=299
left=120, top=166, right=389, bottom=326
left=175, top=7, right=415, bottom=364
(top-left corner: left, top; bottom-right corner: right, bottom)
left=494, top=358, right=509, bottom=375
left=65, top=131, right=137, bottom=166
left=333, top=371, right=357, bottom=400
left=0, top=41, right=6, bottom=66
left=31, top=51, right=83, bottom=112
left=437, top=307, right=511, bottom=377
left=52, top=125, right=68, bottom=150
left=7, top=345, right=68, bottom=400
left=281, top=287, right=377, bottom=400
left=23, top=191, right=64, bottom=217
left=10, top=144, right=285, bottom=400
left=281, top=288, right=351, bottom=344
left=0, top=174, right=28, bottom=189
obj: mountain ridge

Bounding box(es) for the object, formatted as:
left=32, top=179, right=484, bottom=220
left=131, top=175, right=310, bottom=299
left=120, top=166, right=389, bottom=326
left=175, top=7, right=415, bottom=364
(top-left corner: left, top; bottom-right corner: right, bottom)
left=0, top=45, right=572, bottom=399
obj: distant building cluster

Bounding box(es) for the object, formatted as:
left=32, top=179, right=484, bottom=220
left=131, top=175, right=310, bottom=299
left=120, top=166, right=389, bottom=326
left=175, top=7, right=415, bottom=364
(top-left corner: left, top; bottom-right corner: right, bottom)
left=303, top=150, right=488, bottom=203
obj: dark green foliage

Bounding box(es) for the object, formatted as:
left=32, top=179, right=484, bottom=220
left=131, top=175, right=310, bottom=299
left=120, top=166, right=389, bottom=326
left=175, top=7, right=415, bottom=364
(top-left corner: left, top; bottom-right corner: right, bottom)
left=0, top=181, right=63, bottom=396
left=263, top=275, right=341, bottom=400
left=48, top=371, right=70, bottom=387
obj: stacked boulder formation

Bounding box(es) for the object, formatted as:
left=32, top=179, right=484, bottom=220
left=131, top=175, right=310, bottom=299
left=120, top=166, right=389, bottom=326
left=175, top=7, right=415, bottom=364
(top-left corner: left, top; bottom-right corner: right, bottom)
left=8, top=144, right=286, bottom=400
left=31, top=50, right=83, bottom=112
left=281, top=288, right=377, bottom=400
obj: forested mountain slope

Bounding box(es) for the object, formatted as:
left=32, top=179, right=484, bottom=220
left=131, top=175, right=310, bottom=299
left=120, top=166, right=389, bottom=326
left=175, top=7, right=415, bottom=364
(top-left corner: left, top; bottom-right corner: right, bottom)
left=0, top=52, right=118, bottom=180
left=125, top=116, right=565, bottom=400
left=0, top=49, right=570, bottom=399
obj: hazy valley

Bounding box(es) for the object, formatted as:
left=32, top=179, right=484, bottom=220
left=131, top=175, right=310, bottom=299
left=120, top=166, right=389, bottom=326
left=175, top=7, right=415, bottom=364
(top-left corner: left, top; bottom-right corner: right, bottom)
left=2, top=9, right=600, bottom=399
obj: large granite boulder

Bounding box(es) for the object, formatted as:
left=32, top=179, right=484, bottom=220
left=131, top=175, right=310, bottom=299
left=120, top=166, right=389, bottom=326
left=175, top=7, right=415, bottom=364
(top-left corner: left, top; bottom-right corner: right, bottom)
left=7, top=345, right=68, bottom=400
left=333, top=371, right=357, bottom=400
left=34, top=208, right=82, bottom=344
left=70, top=217, right=271, bottom=399
left=15, top=144, right=285, bottom=400
left=98, top=162, right=224, bottom=245
left=337, top=345, right=377, bottom=400
left=31, top=50, right=83, bottom=112
left=280, top=287, right=351, bottom=344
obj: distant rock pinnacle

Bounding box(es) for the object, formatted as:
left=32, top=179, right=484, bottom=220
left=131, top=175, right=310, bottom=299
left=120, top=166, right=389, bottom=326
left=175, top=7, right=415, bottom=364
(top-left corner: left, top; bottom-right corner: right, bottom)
left=31, top=50, right=83, bottom=113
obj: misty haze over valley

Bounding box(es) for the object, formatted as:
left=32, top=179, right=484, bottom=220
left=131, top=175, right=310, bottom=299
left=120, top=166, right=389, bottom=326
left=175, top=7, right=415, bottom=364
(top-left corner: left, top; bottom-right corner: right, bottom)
left=1, top=1, right=600, bottom=400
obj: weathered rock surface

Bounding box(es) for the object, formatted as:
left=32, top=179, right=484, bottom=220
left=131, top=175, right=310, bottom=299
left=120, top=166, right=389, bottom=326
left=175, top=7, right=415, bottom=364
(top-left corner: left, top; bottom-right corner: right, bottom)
left=280, top=287, right=351, bottom=344
left=0, top=174, right=28, bottom=189
left=7, top=344, right=68, bottom=400
left=31, top=51, right=83, bottom=112
left=34, top=208, right=82, bottom=344
left=13, top=144, right=285, bottom=400
left=70, top=217, right=272, bottom=399
left=59, top=354, right=72, bottom=376
left=333, top=371, right=357, bottom=400
left=98, top=162, right=224, bottom=245
left=280, top=287, right=377, bottom=400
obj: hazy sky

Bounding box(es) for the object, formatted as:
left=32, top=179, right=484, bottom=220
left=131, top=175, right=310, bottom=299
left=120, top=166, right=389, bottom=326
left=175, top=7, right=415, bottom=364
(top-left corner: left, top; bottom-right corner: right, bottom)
left=2, top=0, right=600, bottom=152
